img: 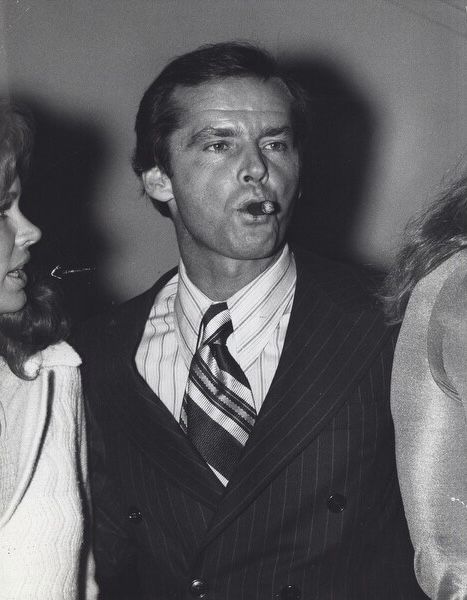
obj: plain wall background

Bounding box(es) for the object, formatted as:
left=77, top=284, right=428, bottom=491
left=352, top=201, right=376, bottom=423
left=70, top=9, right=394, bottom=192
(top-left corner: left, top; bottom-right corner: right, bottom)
left=1, top=0, right=466, bottom=307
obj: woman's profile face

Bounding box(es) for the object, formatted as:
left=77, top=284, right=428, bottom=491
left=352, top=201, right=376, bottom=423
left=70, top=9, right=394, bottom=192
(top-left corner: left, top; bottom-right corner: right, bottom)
left=0, top=177, right=41, bottom=313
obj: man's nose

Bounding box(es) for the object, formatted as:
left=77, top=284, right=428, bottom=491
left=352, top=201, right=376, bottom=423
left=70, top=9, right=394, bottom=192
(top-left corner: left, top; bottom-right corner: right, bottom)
left=238, top=146, right=268, bottom=184
left=17, top=213, right=42, bottom=248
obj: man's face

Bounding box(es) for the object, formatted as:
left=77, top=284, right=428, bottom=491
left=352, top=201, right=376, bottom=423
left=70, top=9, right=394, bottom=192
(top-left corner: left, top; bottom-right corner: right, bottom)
left=160, top=76, right=300, bottom=268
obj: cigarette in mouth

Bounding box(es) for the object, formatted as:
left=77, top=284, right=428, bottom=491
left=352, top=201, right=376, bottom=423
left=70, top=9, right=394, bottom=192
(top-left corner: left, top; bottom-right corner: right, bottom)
left=246, top=200, right=276, bottom=216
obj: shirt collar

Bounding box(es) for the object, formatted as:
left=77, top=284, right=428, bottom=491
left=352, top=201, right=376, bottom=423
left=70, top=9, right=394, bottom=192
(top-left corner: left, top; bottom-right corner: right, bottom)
left=175, top=245, right=296, bottom=370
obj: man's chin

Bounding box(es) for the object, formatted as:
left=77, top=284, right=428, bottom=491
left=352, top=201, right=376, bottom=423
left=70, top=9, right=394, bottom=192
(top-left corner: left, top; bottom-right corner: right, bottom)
left=224, top=243, right=285, bottom=264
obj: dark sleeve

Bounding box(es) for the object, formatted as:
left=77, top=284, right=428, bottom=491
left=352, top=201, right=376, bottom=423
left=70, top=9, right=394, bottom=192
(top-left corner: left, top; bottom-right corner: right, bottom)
left=87, top=401, right=142, bottom=598
left=72, top=324, right=142, bottom=599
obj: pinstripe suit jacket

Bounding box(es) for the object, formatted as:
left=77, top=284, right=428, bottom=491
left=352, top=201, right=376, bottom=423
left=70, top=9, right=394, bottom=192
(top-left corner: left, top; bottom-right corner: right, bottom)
left=74, top=250, right=427, bottom=600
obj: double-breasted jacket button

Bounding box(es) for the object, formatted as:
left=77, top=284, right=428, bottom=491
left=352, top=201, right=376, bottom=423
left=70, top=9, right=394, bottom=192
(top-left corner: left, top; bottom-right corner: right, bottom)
left=189, top=578, right=208, bottom=598
left=280, top=584, right=301, bottom=600
left=326, top=493, right=347, bottom=513
left=127, top=506, right=143, bottom=523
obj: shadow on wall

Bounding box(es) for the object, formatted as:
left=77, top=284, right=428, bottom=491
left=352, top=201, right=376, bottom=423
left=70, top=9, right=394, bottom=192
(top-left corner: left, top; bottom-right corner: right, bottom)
left=14, top=95, right=112, bottom=323
left=282, top=56, right=378, bottom=264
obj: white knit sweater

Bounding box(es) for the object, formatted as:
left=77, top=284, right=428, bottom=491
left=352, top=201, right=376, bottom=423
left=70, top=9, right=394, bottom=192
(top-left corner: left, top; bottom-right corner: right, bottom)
left=0, top=342, right=98, bottom=600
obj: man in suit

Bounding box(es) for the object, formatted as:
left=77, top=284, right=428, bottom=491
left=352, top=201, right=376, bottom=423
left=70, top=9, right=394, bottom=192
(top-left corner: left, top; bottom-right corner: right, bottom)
left=74, top=42, right=426, bottom=599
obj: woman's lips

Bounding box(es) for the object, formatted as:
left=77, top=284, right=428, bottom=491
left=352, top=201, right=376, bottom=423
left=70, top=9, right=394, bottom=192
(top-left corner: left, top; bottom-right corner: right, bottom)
left=6, top=268, right=27, bottom=285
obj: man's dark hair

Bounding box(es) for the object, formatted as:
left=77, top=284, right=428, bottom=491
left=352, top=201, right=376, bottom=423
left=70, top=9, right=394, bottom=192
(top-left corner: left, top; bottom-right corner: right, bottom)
left=132, top=41, right=308, bottom=179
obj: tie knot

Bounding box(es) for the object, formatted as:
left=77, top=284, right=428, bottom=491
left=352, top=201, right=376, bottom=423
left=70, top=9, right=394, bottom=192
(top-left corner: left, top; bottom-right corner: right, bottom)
left=201, top=302, right=232, bottom=346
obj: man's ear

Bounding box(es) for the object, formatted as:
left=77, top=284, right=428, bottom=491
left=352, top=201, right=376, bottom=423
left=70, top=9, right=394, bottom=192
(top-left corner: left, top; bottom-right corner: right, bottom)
left=142, top=166, right=174, bottom=203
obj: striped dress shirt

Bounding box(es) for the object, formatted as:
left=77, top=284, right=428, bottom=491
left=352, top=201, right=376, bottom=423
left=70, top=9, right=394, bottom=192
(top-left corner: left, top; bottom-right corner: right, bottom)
left=135, top=245, right=296, bottom=422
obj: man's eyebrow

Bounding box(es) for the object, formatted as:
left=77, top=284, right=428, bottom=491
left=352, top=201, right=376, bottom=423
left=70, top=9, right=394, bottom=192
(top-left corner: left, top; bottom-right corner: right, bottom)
left=186, top=125, right=294, bottom=147
left=260, top=126, right=293, bottom=138
left=186, top=126, right=240, bottom=147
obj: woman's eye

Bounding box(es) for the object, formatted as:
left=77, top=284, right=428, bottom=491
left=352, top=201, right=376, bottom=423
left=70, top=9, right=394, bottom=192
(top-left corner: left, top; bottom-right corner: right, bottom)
left=0, top=203, right=11, bottom=219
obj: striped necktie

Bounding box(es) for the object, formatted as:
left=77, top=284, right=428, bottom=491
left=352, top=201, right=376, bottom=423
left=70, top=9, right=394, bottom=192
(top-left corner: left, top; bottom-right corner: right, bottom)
left=180, top=302, right=256, bottom=480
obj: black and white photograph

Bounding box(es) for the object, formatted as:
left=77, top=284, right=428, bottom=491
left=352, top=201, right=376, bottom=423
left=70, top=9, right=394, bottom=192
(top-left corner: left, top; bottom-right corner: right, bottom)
left=0, top=1, right=466, bottom=598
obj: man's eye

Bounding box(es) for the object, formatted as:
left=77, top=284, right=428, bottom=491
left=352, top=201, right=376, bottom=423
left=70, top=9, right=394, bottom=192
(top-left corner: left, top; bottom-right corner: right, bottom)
left=205, top=142, right=229, bottom=152
left=264, top=141, right=288, bottom=152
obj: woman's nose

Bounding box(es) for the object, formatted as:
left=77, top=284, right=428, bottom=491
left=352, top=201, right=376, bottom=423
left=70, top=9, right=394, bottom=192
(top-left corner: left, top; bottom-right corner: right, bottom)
left=17, top=213, right=42, bottom=247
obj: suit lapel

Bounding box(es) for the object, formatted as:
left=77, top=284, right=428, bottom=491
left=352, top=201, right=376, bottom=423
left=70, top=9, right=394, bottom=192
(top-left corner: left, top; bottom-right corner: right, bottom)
left=201, top=252, right=392, bottom=546
left=104, top=270, right=225, bottom=510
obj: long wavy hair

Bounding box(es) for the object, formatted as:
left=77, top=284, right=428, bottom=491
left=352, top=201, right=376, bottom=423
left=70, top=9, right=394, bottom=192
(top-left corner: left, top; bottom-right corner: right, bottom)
left=0, top=101, right=69, bottom=378
left=382, top=169, right=467, bottom=324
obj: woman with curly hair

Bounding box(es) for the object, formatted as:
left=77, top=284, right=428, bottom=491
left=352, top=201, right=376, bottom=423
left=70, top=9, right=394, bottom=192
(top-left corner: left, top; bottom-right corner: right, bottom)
left=384, top=171, right=467, bottom=599
left=0, top=102, right=97, bottom=599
